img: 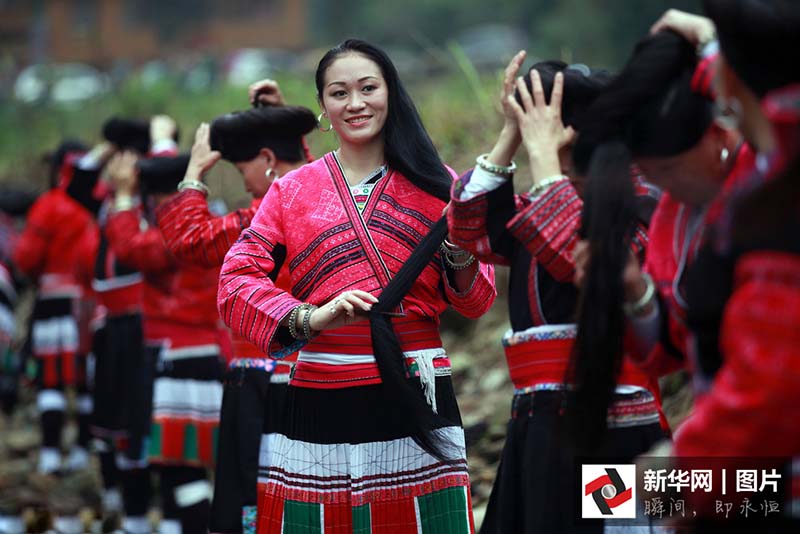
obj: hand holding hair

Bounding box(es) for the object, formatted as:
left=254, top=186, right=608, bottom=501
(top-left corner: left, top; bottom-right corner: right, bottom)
left=150, top=115, right=178, bottom=144
left=248, top=78, right=285, bottom=107
left=108, top=151, right=139, bottom=196
left=500, top=50, right=527, bottom=129
left=306, top=290, right=379, bottom=332
left=185, top=123, right=222, bottom=183
left=483, top=50, right=528, bottom=170
left=508, top=70, right=575, bottom=182
left=650, top=9, right=716, bottom=47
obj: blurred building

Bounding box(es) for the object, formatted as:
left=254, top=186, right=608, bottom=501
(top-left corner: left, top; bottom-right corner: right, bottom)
left=0, top=0, right=309, bottom=67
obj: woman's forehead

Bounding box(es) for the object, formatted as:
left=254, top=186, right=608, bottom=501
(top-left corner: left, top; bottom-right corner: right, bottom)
left=324, top=54, right=383, bottom=85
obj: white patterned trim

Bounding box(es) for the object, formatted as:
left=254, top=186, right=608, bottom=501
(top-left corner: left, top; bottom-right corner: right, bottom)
left=174, top=479, right=213, bottom=507
left=152, top=378, right=223, bottom=421
left=91, top=272, right=143, bottom=292
left=298, top=347, right=446, bottom=365
left=37, top=390, right=66, bottom=411
left=258, top=426, right=467, bottom=492
left=162, top=344, right=221, bottom=360
left=32, top=316, right=79, bottom=354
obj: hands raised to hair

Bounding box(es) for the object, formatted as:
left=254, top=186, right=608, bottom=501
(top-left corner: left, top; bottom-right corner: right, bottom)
left=248, top=79, right=285, bottom=107
left=650, top=9, right=716, bottom=47
left=508, top=70, right=575, bottom=181
left=500, top=50, right=527, bottom=129
left=107, top=151, right=139, bottom=196
left=185, top=123, right=221, bottom=183
left=150, top=115, right=178, bottom=145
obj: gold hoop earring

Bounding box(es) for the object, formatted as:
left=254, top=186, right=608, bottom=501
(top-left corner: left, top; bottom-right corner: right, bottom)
left=317, top=112, right=332, bottom=133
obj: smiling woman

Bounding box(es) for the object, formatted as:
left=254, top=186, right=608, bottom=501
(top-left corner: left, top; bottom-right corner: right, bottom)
left=217, top=39, right=497, bottom=533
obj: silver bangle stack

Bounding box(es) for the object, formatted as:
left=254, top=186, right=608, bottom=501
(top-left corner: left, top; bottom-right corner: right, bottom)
left=177, top=178, right=210, bottom=197
left=440, top=239, right=476, bottom=271
left=287, top=303, right=318, bottom=340
left=302, top=304, right=318, bottom=340
left=529, top=174, right=568, bottom=198
left=623, top=272, right=656, bottom=317
left=476, top=153, right=516, bottom=177
left=113, top=195, right=135, bottom=212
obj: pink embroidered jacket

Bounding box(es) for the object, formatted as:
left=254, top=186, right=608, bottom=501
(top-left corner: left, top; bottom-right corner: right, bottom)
left=218, top=153, right=496, bottom=359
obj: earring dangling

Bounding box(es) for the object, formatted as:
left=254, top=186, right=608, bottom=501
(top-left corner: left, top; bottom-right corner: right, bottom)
left=317, top=112, right=332, bottom=133
left=720, top=147, right=729, bottom=164
left=265, top=168, right=275, bottom=181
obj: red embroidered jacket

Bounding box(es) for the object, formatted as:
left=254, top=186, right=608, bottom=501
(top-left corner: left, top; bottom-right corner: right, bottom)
left=633, top=144, right=756, bottom=377
left=105, top=209, right=222, bottom=351
left=675, top=84, right=800, bottom=464
left=156, top=190, right=290, bottom=359
left=218, top=153, right=496, bottom=359
left=13, top=187, right=98, bottom=299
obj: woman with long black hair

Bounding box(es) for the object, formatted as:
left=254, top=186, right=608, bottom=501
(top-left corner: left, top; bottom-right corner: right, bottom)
left=632, top=2, right=800, bottom=526
left=447, top=55, right=664, bottom=533
left=568, top=29, right=753, bottom=446
left=156, top=83, right=317, bottom=534
left=218, top=40, right=496, bottom=533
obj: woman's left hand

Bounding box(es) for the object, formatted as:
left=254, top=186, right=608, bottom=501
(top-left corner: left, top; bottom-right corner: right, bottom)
left=508, top=70, right=575, bottom=180
left=185, top=123, right=222, bottom=182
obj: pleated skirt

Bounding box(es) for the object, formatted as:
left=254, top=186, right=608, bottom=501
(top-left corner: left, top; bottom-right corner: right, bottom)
left=256, top=361, right=474, bottom=534
left=144, top=346, right=224, bottom=468
left=479, top=388, right=665, bottom=534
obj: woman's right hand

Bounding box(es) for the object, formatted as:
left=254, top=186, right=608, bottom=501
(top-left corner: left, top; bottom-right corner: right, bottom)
left=306, top=290, right=379, bottom=333
left=500, top=50, right=527, bottom=129
left=107, top=151, right=139, bottom=196
left=482, top=50, right=527, bottom=170
left=185, top=123, right=221, bottom=183
left=650, top=9, right=716, bottom=46
left=248, top=79, right=285, bottom=107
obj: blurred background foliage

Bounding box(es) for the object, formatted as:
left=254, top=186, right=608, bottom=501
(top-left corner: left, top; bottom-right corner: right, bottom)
left=0, top=0, right=701, bottom=206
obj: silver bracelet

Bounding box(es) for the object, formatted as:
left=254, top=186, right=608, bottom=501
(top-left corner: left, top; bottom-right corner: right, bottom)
left=113, top=194, right=135, bottom=212
left=529, top=174, right=568, bottom=198
left=476, top=153, right=516, bottom=177
left=623, top=272, right=656, bottom=317
left=287, top=305, right=302, bottom=339
left=442, top=249, right=476, bottom=270
left=301, top=304, right=318, bottom=340
left=177, top=179, right=210, bottom=197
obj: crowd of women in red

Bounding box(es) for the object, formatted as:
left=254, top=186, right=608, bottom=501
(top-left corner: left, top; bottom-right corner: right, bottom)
left=0, top=1, right=798, bottom=533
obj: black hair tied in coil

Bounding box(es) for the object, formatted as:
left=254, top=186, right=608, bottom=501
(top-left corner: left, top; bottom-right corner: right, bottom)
left=515, top=60, right=612, bottom=129
left=209, top=106, right=317, bottom=164
left=136, top=154, right=190, bottom=194
left=369, top=217, right=460, bottom=462
left=102, top=117, right=151, bottom=155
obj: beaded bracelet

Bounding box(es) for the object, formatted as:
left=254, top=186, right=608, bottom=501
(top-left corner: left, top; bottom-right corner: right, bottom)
left=177, top=179, right=210, bottom=197
left=529, top=174, right=568, bottom=198
left=287, top=305, right=302, bottom=339
left=301, top=304, right=318, bottom=340
left=476, top=153, right=517, bottom=177
left=623, top=272, right=656, bottom=317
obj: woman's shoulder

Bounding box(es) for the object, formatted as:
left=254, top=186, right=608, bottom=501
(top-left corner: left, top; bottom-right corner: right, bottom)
left=279, top=153, right=331, bottom=184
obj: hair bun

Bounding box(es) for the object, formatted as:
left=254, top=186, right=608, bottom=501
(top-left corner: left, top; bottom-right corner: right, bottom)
left=136, top=154, right=190, bottom=194
left=102, top=117, right=151, bottom=154
left=210, top=106, right=317, bottom=163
